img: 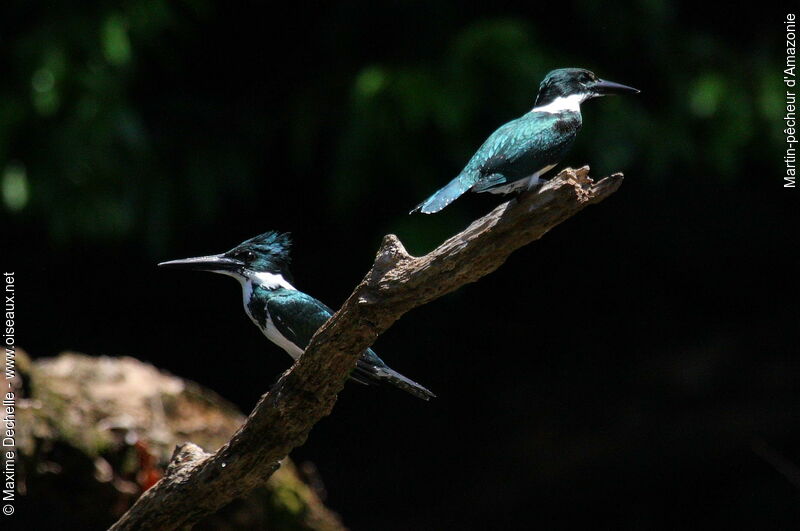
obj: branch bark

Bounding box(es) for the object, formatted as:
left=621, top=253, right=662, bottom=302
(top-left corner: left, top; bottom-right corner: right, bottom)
left=110, top=166, right=623, bottom=530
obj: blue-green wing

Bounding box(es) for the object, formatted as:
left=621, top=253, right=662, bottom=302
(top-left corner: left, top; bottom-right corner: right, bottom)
left=471, top=112, right=578, bottom=182
left=266, top=291, right=334, bottom=350
left=266, top=290, right=386, bottom=386
left=266, top=291, right=434, bottom=399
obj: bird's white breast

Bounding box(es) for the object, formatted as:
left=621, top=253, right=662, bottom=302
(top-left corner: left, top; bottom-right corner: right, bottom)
left=532, top=94, right=586, bottom=114
left=262, top=313, right=304, bottom=360
left=241, top=274, right=304, bottom=360
left=250, top=271, right=296, bottom=290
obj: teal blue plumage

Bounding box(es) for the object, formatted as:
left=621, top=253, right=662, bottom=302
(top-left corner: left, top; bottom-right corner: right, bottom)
left=249, top=286, right=435, bottom=399
left=160, top=231, right=435, bottom=400
left=412, top=111, right=581, bottom=213
left=411, top=68, right=638, bottom=214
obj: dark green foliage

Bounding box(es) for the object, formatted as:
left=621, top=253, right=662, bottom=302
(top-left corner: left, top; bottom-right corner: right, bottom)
left=0, top=2, right=783, bottom=251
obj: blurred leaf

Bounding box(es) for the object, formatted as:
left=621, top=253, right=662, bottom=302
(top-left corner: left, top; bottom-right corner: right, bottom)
left=2, top=162, right=29, bottom=212
left=102, top=14, right=132, bottom=66
left=689, top=73, right=724, bottom=117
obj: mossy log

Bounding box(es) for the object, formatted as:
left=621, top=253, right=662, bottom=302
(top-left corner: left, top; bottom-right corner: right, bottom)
left=8, top=349, right=345, bottom=530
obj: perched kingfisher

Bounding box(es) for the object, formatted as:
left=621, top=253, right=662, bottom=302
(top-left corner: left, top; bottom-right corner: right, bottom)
left=159, top=231, right=435, bottom=400
left=411, top=68, right=639, bottom=214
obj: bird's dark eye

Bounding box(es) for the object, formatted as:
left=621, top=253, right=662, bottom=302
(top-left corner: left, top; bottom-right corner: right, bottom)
left=233, top=250, right=255, bottom=262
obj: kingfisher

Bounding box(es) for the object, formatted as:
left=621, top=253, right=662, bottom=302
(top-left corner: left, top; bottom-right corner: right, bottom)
left=159, top=231, right=435, bottom=400
left=411, top=68, right=639, bottom=214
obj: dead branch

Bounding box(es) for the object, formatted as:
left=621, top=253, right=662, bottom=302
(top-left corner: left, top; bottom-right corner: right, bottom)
left=110, top=166, right=623, bottom=530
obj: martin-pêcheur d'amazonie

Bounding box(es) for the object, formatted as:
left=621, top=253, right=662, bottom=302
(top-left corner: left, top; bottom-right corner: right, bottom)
left=159, top=231, right=435, bottom=400
left=411, top=68, right=639, bottom=214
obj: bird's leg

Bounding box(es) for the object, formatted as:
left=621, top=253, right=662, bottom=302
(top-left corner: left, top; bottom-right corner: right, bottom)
left=525, top=164, right=557, bottom=190
left=526, top=175, right=542, bottom=189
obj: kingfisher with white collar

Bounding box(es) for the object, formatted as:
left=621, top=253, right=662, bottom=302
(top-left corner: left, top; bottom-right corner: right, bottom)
left=159, top=231, right=435, bottom=400
left=411, top=68, right=639, bottom=214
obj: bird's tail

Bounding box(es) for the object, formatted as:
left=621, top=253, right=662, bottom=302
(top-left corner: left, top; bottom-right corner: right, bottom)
left=352, top=358, right=436, bottom=401
left=410, top=175, right=472, bottom=214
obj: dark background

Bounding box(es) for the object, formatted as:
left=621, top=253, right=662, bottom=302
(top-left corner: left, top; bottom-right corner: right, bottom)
left=2, top=1, right=799, bottom=529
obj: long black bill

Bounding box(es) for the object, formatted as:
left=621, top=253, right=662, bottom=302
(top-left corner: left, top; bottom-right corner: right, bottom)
left=158, top=254, right=243, bottom=272
left=592, top=78, right=640, bottom=95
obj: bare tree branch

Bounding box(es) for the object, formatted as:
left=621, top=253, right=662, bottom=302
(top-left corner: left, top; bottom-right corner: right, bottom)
left=110, top=166, right=623, bottom=530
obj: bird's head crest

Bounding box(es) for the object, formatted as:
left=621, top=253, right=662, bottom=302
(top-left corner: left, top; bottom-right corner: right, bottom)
left=225, top=231, right=294, bottom=278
